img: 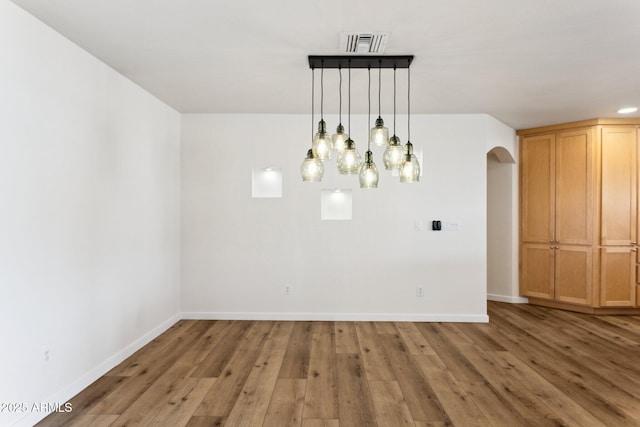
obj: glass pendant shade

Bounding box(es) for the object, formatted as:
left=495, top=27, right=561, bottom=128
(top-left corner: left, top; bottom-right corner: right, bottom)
left=370, top=117, right=389, bottom=146
left=383, top=135, right=405, bottom=170
left=359, top=151, right=379, bottom=188
left=399, top=141, right=420, bottom=183
left=301, top=149, right=324, bottom=182
left=312, top=119, right=333, bottom=160
left=332, top=123, right=348, bottom=153
left=337, top=138, right=362, bottom=175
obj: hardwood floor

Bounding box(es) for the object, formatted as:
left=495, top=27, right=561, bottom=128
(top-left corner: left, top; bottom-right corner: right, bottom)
left=37, top=302, right=640, bottom=426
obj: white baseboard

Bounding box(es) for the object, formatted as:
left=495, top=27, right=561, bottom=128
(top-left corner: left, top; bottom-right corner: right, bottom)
left=487, top=293, right=529, bottom=304
left=13, top=313, right=181, bottom=427
left=182, top=311, right=489, bottom=323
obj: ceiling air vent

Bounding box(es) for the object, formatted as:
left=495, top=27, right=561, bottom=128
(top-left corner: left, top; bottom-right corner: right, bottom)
left=341, top=32, right=388, bottom=54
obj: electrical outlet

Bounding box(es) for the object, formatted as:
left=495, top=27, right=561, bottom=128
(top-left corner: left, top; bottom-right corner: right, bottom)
left=44, top=348, right=50, bottom=363
left=416, top=286, right=424, bottom=297
left=284, top=284, right=291, bottom=295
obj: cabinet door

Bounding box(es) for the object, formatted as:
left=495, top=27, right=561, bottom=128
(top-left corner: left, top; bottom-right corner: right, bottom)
left=520, top=243, right=554, bottom=299
left=555, top=128, right=594, bottom=245
left=601, top=126, right=637, bottom=245
left=554, top=245, right=592, bottom=305
left=521, top=134, right=555, bottom=243
left=638, top=127, right=640, bottom=247
left=637, top=247, right=640, bottom=284
left=600, top=247, right=636, bottom=307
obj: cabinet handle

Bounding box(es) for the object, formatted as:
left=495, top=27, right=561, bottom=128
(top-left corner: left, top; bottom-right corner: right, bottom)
left=632, top=249, right=637, bottom=252
left=633, top=242, right=638, bottom=245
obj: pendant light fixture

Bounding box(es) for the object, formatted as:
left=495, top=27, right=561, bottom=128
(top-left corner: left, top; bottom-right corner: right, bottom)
left=370, top=60, right=389, bottom=146
left=359, top=67, right=379, bottom=188
left=400, top=66, right=420, bottom=182
left=301, top=148, right=324, bottom=182
left=303, top=55, right=417, bottom=186
left=301, top=67, right=324, bottom=182
left=332, top=67, right=349, bottom=153
left=337, top=61, right=362, bottom=175
left=311, top=60, right=333, bottom=160
left=383, top=66, right=405, bottom=170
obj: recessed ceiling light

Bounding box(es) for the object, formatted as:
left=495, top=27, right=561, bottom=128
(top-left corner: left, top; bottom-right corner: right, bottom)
left=618, top=107, right=638, bottom=114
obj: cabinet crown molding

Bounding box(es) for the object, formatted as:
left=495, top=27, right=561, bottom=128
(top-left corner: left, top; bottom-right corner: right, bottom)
left=517, top=118, right=640, bottom=136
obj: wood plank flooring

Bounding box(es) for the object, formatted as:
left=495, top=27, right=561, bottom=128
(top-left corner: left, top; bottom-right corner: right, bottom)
left=37, top=302, right=640, bottom=426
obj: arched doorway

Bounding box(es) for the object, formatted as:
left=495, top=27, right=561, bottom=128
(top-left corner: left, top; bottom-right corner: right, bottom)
left=487, top=147, right=524, bottom=302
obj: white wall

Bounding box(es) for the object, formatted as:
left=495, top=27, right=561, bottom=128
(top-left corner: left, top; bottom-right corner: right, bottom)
left=181, top=113, right=512, bottom=321
left=486, top=117, right=517, bottom=159
left=0, top=2, right=181, bottom=425
left=487, top=152, right=516, bottom=301
left=0, top=1, right=520, bottom=421
left=484, top=119, right=523, bottom=303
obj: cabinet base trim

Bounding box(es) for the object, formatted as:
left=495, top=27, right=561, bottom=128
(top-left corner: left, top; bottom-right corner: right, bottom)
left=527, top=297, right=640, bottom=314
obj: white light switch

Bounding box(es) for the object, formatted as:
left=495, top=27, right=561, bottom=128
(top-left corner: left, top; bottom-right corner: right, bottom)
left=442, top=221, right=460, bottom=231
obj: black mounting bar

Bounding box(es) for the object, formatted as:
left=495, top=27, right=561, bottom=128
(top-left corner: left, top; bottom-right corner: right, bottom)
left=308, top=55, right=413, bottom=69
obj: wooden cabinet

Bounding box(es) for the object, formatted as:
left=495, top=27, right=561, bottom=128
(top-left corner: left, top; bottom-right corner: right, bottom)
left=599, top=126, right=637, bottom=307
left=519, top=127, right=595, bottom=305
left=518, top=119, right=640, bottom=313
left=637, top=127, right=640, bottom=296
left=555, top=245, right=593, bottom=306
left=555, top=129, right=596, bottom=245
left=520, top=243, right=553, bottom=299
left=600, top=247, right=635, bottom=307
left=520, top=133, right=555, bottom=244
left=520, top=244, right=593, bottom=305
left=601, top=126, right=636, bottom=245
left=520, top=128, right=595, bottom=245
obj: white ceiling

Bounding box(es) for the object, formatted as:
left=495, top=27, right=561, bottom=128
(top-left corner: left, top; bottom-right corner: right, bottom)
left=10, top=0, right=640, bottom=129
